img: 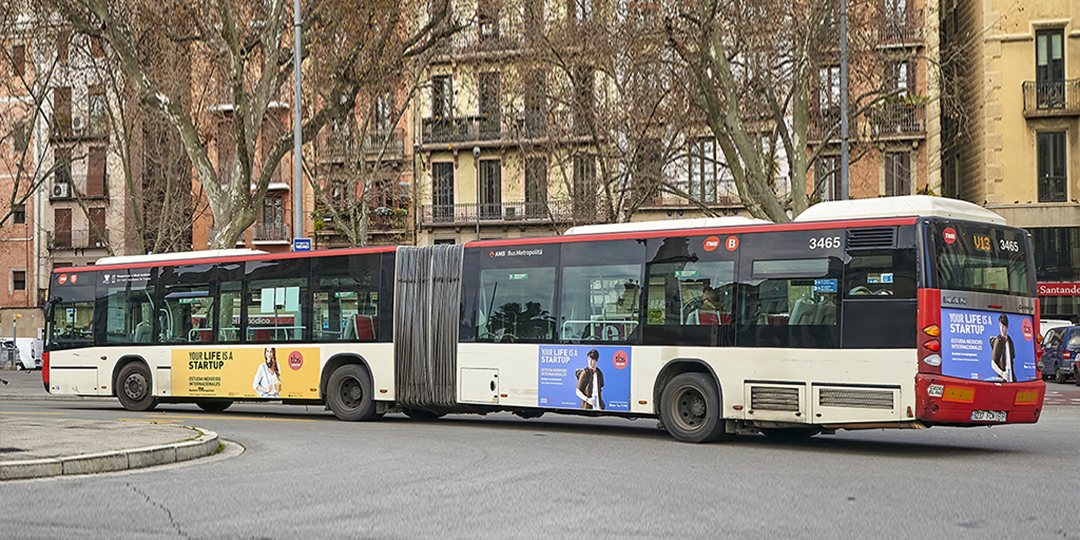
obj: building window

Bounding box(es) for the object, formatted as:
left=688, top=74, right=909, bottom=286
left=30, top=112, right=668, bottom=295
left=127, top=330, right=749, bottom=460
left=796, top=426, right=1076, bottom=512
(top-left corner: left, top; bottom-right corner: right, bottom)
left=87, top=147, right=106, bottom=197
left=525, top=157, right=548, bottom=217
left=54, top=87, right=72, bottom=136
left=1038, top=131, right=1067, bottom=202
left=89, top=85, right=108, bottom=136
left=524, top=71, right=547, bottom=133
left=573, top=154, right=596, bottom=221
left=54, top=208, right=72, bottom=248
left=478, top=159, right=502, bottom=218
left=569, top=0, right=593, bottom=23
left=478, top=0, right=500, bottom=39
left=1035, top=29, right=1065, bottom=110
left=11, top=44, right=25, bottom=77
left=55, top=147, right=72, bottom=186
left=263, top=195, right=284, bottom=228
left=818, top=65, right=841, bottom=111
left=431, top=75, right=452, bottom=119
left=89, top=207, right=107, bottom=247
left=57, top=31, right=69, bottom=63
left=573, top=66, right=594, bottom=135
left=13, top=205, right=25, bottom=225
left=816, top=155, right=841, bottom=201
left=689, top=139, right=717, bottom=203
left=478, top=71, right=501, bottom=135
left=90, top=36, right=104, bottom=58
left=432, top=162, right=454, bottom=222
left=885, top=60, right=914, bottom=96
left=11, top=119, right=29, bottom=154
left=13, top=271, right=26, bottom=291
left=884, top=152, right=911, bottom=196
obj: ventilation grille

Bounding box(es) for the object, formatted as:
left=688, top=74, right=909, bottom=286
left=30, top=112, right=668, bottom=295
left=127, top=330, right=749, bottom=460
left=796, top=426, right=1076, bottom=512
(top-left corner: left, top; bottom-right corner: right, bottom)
left=847, top=227, right=897, bottom=250
left=750, top=386, right=800, bottom=411
left=818, top=388, right=894, bottom=410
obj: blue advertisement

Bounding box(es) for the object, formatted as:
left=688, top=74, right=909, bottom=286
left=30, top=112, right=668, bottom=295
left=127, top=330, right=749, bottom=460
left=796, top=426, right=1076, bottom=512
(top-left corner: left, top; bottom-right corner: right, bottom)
left=538, top=345, right=632, bottom=411
left=941, top=308, right=1037, bottom=382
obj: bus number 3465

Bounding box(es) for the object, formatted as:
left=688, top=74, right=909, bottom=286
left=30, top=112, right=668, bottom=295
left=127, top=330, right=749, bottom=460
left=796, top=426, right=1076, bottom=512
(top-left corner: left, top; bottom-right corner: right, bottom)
left=809, top=236, right=842, bottom=250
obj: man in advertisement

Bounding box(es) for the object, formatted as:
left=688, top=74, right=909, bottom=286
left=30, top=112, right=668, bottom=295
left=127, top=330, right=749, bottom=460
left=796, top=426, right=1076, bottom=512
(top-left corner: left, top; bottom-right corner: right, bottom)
left=575, top=349, right=604, bottom=409
left=990, top=313, right=1016, bottom=382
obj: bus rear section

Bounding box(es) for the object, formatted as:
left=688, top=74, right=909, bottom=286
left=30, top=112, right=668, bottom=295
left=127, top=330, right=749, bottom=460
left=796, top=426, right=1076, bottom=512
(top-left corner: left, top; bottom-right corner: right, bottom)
left=913, top=220, right=1045, bottom=426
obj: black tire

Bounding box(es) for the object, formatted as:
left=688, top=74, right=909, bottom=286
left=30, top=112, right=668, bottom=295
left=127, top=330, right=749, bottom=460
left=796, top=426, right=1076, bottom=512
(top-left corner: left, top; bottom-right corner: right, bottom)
left=403, top=408, right=446, bottom=421
left=660, top=372, right=725, bottom=443
left=1054, top=364, right=1067, bottom=384
left=761, top=427, right=821, bottom=440
left=116, top=362, right=158, bottom=412
left=1074, top=370, right=1080, bottom=386
left=326, top=364, right=377, bottom=421
left=196, top=400, right=233, bottom=413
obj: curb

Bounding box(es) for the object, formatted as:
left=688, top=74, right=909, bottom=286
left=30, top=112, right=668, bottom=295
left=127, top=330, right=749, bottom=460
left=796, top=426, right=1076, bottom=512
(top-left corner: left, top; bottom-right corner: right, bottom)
left=0, top=426, right=220, bottom=481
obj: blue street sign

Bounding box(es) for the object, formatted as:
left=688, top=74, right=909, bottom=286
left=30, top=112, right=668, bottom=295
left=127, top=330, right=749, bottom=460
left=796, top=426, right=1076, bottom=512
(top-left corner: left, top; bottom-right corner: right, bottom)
left=293, top=238, right=312, bottom=252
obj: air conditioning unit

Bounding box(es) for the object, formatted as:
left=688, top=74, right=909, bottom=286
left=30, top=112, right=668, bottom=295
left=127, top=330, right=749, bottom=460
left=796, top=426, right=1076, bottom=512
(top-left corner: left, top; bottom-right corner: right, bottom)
left=72, top=115, right=85, bottom=134
left=52, top=181, right=70, bottom=199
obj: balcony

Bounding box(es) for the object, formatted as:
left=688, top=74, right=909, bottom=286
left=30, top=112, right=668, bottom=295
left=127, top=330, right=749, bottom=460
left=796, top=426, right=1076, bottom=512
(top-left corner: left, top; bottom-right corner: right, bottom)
left=421, top=115, right=507, bottom=146
left=1023, top=80, right=1080, bottom=118
left=253, top=223, right=291, bottom=243
left=808, top=107, right=846, bottom=141
left=318, top=128, right=406, bottom=162
left=1039, top=176, right=1067, bottom=203
left=47, top=229, right=109, bottom=250
left=870, top=102, right=926, bottom=138
left=878, top=9, right=924, bottom=45
left=420, top=200, right=581, bottom=226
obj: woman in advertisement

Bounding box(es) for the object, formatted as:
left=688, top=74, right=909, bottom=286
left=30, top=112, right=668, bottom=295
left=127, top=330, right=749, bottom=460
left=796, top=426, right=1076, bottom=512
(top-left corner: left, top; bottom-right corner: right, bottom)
left=254, top=347, right=282, bottom=398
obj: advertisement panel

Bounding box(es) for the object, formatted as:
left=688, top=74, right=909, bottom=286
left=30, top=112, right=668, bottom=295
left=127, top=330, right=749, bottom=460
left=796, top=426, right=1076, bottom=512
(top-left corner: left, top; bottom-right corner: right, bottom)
left=171, top=347, right=321, bottom=399
left=941, top=309, right=1037, bottom=382
left=538, top=345, right=631, bottom=411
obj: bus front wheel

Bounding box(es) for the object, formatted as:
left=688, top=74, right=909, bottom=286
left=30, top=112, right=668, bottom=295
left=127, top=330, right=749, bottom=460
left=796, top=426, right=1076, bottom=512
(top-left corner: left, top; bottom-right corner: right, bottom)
left=117, top=363, right=158, bottom=412
left=326, top=364, right=377, bottom=421
left=660, top=373, right=725, bottom=443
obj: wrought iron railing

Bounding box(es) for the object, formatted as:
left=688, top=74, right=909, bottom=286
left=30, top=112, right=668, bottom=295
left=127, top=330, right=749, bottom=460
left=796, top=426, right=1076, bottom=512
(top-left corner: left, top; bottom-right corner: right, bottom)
left=1023, top=80, right=1080, bottom=117
left=870, top=103, right=926, bottom=136
left=419, top=199, right=605, bottom=225
left=47, top=229, right=109, bottom=250
left=879, top=9, right=924, bottom=44
left=1039, top=175, right=1067, bottom=203
left=253, top=223, right=290, bottom=242
left=318, top=128, right=406, bottom=161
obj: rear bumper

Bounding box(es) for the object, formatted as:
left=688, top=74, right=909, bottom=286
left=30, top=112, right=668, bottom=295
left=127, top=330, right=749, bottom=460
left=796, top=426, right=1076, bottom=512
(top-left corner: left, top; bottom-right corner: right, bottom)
left=915, top=374, right=1044, bottom=425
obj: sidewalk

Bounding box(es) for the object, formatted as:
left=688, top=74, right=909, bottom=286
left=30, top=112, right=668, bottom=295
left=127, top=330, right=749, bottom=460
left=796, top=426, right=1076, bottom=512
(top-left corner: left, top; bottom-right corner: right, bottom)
left=0, top=367, right=220, bottom=481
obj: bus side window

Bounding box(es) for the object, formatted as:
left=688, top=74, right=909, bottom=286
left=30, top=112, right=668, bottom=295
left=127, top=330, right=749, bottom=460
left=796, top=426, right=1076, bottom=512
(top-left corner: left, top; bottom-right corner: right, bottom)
left=102, top=276, right=154, bottom=345
left=477, top=267, right=556, bottom=343
left=312, top=255, right=379, bottom=342
left=559, top=264, right=641, bottom=342
left=739, top=258, right=840, bottom=348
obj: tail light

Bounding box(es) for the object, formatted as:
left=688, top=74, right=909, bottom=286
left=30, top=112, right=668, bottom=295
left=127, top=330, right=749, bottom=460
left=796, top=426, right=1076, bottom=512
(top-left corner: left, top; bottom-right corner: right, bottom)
left=1066, top=351, right=1072, bottom=360
left=924, top=339, right=941, bottom=352
left=923, top=324, right=941, bottom=337
left=42, top=351, right=50, bottom=392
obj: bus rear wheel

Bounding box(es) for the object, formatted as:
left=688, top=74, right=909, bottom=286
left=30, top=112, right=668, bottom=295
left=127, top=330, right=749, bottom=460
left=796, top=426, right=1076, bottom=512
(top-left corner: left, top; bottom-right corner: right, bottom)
left=660, top=373, right=725, bottom=443
left=196, top=400, right=233, bottom=413
left=326, top=364, right=377, bottom=421
left=117, top=363, right=158, bottom=412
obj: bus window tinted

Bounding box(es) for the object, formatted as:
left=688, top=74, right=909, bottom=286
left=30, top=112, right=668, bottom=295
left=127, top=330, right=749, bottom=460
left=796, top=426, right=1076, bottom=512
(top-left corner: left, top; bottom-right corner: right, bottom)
left=739, top=258, right=841, bottom=348
left=844, top=250, right=916, bottom=298
left=647, top=261, right=735, bottom=326
left=560, top=264, right=641, bottom=342
left=478, top=267, right=556, bottom=342
left=103, top=277, right=155, bottom=345
left=930, top=222, right=1033, bottom=296
left=312, top=255, right=380, bottom=342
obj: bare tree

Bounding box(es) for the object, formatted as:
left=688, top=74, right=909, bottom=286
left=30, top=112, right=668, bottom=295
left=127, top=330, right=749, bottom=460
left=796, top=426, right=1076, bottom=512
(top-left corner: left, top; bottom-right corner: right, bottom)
left=46, top=0, right=458, bottom=248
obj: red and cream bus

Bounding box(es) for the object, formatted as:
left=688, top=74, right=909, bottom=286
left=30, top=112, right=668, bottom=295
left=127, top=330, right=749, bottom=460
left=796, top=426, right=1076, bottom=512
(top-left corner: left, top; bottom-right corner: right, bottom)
left=43, top=196, right=1045, bottom=442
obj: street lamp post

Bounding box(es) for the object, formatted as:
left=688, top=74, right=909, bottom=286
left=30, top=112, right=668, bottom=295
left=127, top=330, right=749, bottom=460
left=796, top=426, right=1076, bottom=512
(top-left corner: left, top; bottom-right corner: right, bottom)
left=473, top=146, right=481, bottom=241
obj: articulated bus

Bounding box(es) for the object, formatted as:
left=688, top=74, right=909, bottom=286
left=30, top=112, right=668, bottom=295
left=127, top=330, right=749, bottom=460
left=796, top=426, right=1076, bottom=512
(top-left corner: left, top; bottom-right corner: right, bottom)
left=43, top=196, right=1045, bottom=442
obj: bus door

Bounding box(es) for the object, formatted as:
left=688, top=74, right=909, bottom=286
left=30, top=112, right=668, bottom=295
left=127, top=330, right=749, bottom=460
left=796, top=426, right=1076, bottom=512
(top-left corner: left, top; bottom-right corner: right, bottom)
left=45, top=272, right=100, bottom=394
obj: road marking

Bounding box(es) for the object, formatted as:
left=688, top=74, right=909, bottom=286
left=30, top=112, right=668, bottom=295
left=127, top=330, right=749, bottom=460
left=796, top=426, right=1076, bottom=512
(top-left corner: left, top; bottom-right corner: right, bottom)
left=135, top=414, right=317, bottom=423
left=0, top=411, right=67, bottom=415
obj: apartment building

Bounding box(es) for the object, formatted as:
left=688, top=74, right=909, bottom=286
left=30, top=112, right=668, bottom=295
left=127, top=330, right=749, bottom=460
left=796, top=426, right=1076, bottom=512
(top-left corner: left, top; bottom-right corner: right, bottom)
left=945, top=0, right=1080, bottom=319
left=808, top=0, right=941, bottom=201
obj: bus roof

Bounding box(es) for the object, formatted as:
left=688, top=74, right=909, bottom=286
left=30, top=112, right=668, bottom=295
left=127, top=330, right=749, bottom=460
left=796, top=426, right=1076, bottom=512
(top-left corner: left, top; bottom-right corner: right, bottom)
left=94, top=249, right=269, bottom=266
left=564, top=216, right=771, bottom=235
left=793, top=195, right=1006, bottom=225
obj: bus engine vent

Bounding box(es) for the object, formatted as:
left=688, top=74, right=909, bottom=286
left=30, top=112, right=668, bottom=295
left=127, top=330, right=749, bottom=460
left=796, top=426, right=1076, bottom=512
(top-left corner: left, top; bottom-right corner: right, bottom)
left=846, top=227, right=897, bottom=250
left=750, top=386, right=800, bottom=411
left=818, top=388, right=894, bottom=409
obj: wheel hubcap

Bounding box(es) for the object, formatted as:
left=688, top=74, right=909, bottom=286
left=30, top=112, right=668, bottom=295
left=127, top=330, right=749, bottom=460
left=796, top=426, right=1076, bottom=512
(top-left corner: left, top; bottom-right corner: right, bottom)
left=674, top=386, right=707, bottom=430
left=125, top=374, right=147, bottom=400
left=340, top=377, right=362, bottom=408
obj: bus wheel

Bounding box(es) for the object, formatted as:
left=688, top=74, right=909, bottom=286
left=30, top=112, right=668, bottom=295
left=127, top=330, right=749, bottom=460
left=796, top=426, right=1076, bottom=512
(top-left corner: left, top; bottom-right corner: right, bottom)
left=761, top=427, right=820, bottom=440
left=196, top=400, right=233, bottom=413
left=117, top=363, right=158, bottom=412
left=326, top=364, right=377, bottom=421
left=660, top=373, right=724, bottom=443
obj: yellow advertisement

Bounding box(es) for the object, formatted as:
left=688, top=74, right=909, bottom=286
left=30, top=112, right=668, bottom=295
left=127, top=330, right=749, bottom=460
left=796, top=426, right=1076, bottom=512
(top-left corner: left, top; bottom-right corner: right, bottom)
left=171, top=347, right=322, bottom=399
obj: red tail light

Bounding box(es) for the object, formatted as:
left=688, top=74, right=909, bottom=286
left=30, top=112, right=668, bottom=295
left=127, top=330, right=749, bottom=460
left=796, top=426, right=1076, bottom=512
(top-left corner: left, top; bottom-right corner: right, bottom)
left=1066, top=351, right=1072, bottom=360
left=924, top=339, right=941, bottom=352
left=42, top=351, right=50, bottom=392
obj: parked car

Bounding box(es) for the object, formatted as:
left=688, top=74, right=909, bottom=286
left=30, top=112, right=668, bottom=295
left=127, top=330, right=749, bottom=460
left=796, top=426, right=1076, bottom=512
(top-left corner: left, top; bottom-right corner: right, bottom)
left=1, top=341, right=26, bottom=370
left=1040, top=326, right=1080, bottom=383
left=1041, top=319, right=1073, bottom=340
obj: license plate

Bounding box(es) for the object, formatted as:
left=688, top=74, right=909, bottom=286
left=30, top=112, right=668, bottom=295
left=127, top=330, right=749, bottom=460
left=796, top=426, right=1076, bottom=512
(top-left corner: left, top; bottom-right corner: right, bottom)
left=971, top=410, right=1007, bottom=422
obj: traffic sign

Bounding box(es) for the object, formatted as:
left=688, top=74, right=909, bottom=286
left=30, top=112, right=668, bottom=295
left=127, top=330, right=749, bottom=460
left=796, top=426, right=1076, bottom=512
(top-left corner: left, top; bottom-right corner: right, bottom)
left=292, top=238, right=312, bottom=252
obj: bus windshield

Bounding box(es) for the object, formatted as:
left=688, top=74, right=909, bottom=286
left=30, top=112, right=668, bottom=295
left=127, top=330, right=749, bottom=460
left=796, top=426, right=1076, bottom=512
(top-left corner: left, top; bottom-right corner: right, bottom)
left=928, top=221, right=1034, bottom=296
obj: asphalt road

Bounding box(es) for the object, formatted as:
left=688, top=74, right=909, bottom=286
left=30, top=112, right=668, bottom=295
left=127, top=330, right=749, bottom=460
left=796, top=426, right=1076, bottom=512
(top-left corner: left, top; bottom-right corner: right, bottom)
left=1, top=396, right=1077, bottom=539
